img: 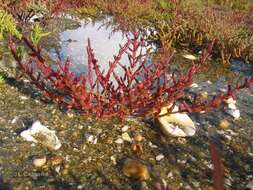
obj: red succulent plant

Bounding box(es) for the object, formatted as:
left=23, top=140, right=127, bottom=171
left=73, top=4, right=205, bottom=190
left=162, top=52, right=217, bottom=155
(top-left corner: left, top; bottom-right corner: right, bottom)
left=8, top=32, right=253, bottom=120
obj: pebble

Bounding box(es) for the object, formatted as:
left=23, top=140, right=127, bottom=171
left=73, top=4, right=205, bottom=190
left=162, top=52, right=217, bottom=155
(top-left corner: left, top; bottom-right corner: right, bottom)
left=248, top=152, right=253, bottom=157
left=85, top=133, right=97, bottom=144
left=191, top=83, right=199, bottom=88
left=156, top=154, right=165, bottom=161
left=55, top=166, right=61, bottom=173
left=33, top=157, right=47, bottom=167
left=19, top=96, right=28, bottom=100
left=121, top=125, right=129, bottom=132
left=224, top=178, right=232, bottom=186
left=246, top=181, right=253, bottom=190
left=200, top=91, right=208, bottom=100
left=123, top=159, right=150, bottom=181
left=182, top=54, right=198, bottom=60
left=224, top=135, right=232, bottom=141
left=152, top=179, right=167, bottom=190
left=167, top=172, right=173, bottom=178
left=11, top=116, right=18, bottom=124
left=218, top=119, right=230, bottom=130
left=131, top=143, right=143, bottom=154
left=148, top=142, right=158, bottom=148
left=134, top=134, right=144, bottom=142
left=110, top=156, right=117, bottom=165
left=50, top=155, right=62, bottom=166
left=115, top=138, right=124, bottom=144
left=122, top=132, right=132, bottom=143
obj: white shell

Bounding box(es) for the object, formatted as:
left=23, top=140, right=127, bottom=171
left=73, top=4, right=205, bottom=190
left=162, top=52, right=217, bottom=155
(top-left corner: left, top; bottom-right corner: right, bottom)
left=20, top=121, right=62, bottom=150
left=157, top=105, right=196, bottom=137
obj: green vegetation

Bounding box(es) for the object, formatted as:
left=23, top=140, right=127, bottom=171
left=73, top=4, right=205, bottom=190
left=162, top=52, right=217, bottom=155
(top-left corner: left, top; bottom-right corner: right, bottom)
left=0, top=9, right=21, bottom=40
left=30, top=23, right=50, bottom=44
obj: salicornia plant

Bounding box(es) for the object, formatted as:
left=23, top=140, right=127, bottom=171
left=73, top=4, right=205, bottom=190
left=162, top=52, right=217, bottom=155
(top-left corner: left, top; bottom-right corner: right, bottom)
left=8, top=28, right=253, bottom=120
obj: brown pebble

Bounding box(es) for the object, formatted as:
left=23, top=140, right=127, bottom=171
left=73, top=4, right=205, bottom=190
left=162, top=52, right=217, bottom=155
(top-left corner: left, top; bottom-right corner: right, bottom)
left=218, top=119, right=230, bottom=130
left=134, top=134, right=144, bottom=142
left=50, top=155, right=62, bottom=166
left=123, top=159, right=150, bottom=181
left=132, top=143, right=143, bottom=154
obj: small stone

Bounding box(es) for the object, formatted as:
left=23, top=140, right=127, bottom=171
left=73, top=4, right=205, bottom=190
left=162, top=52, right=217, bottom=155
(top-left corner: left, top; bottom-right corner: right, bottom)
left=123, top=159, right=150, bottom=181
left=224, top=178, right=232, bottom=186
left=11, top=116, right=18, bottom=124
left=134, top=134, right=144, bottom=142
left=115, top=138, right=124, bottom=144
left=121, top=125, right=129, bottom=132
left=226, top=108, right=240, bottom=120
left=156, top=154, right=165, bottom=161
left=67, top=113, right=74, bottom=118
left=182, top=54, right=197, bottom=60
left=132, top=143, right=143, bottom=154
left=20, top=95, right=28, bottom=100
left=51, top=109, right=56, bottom=114
left=85, top=133, right=97, bottom=144
left=167, top=172, right=173, bottom=178
left=33, top=157, right=47, bottom=167
left=50, top=155, right=62, bottom=166
left=227, top=102, right=237, bottom=110
left=200, top=91, right=208, bottom=100
left=152, top=179, right=167, bottom=190
left=110, top=156, right=117, bottom=165
left=248, top=152, right=253, bottom=157
left=246, top=180, right=253, bottom=190
left=218, top=119, right=230, bottom=130
left=191, top=83, right=198, bottom=88
left=224, top=135, right=232, bottom=141
left=122, top=132, right=132, bottom=143
left=55, top=166, right=61, bottom=173
left=148, top=142, right=158, bottom=148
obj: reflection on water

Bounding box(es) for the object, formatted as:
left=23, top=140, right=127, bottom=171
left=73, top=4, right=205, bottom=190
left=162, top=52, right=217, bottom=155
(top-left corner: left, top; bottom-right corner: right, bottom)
left=49, top=18, right=130, bottom=78
left=231, top=59, right=253, bottom=77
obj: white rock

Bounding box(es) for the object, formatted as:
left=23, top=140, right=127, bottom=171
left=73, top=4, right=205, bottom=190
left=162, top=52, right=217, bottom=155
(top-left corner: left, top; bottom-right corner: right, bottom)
left=246, top=181, right=253, bottom=190
left=33, top=157, right=47, bottom=167
left=122, top=132, right=132, bottom=143
left=156, top=154, right=165, bottom=161
left=226, top=108, right=240, bottom=120
left=227, top=103, right=237, bottom=110
left=148, top=142, right=158, bottom=148
left=248, top=152, right=253, bottom=157
left=182, top=54, right=197, bottom=60
left=85, top=133, right=97, bottom=144
left=121, top=125, right=129, bottom=132
left=157, top=105, right=196, bottom=137
left=20, top=121, right=62, bottom=150
left=110, top=155, right=117, bottom=165
left=55, top=166, right=61, bottom=174
left=11, top=116, right=18, bottom=124
left=115, top=138, right=124, bottom=144
left=167, top=172, right=173, bottom=178
left=20, top=96, right=28, bottom=100
left=191, top=83, right=199, bottom=88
